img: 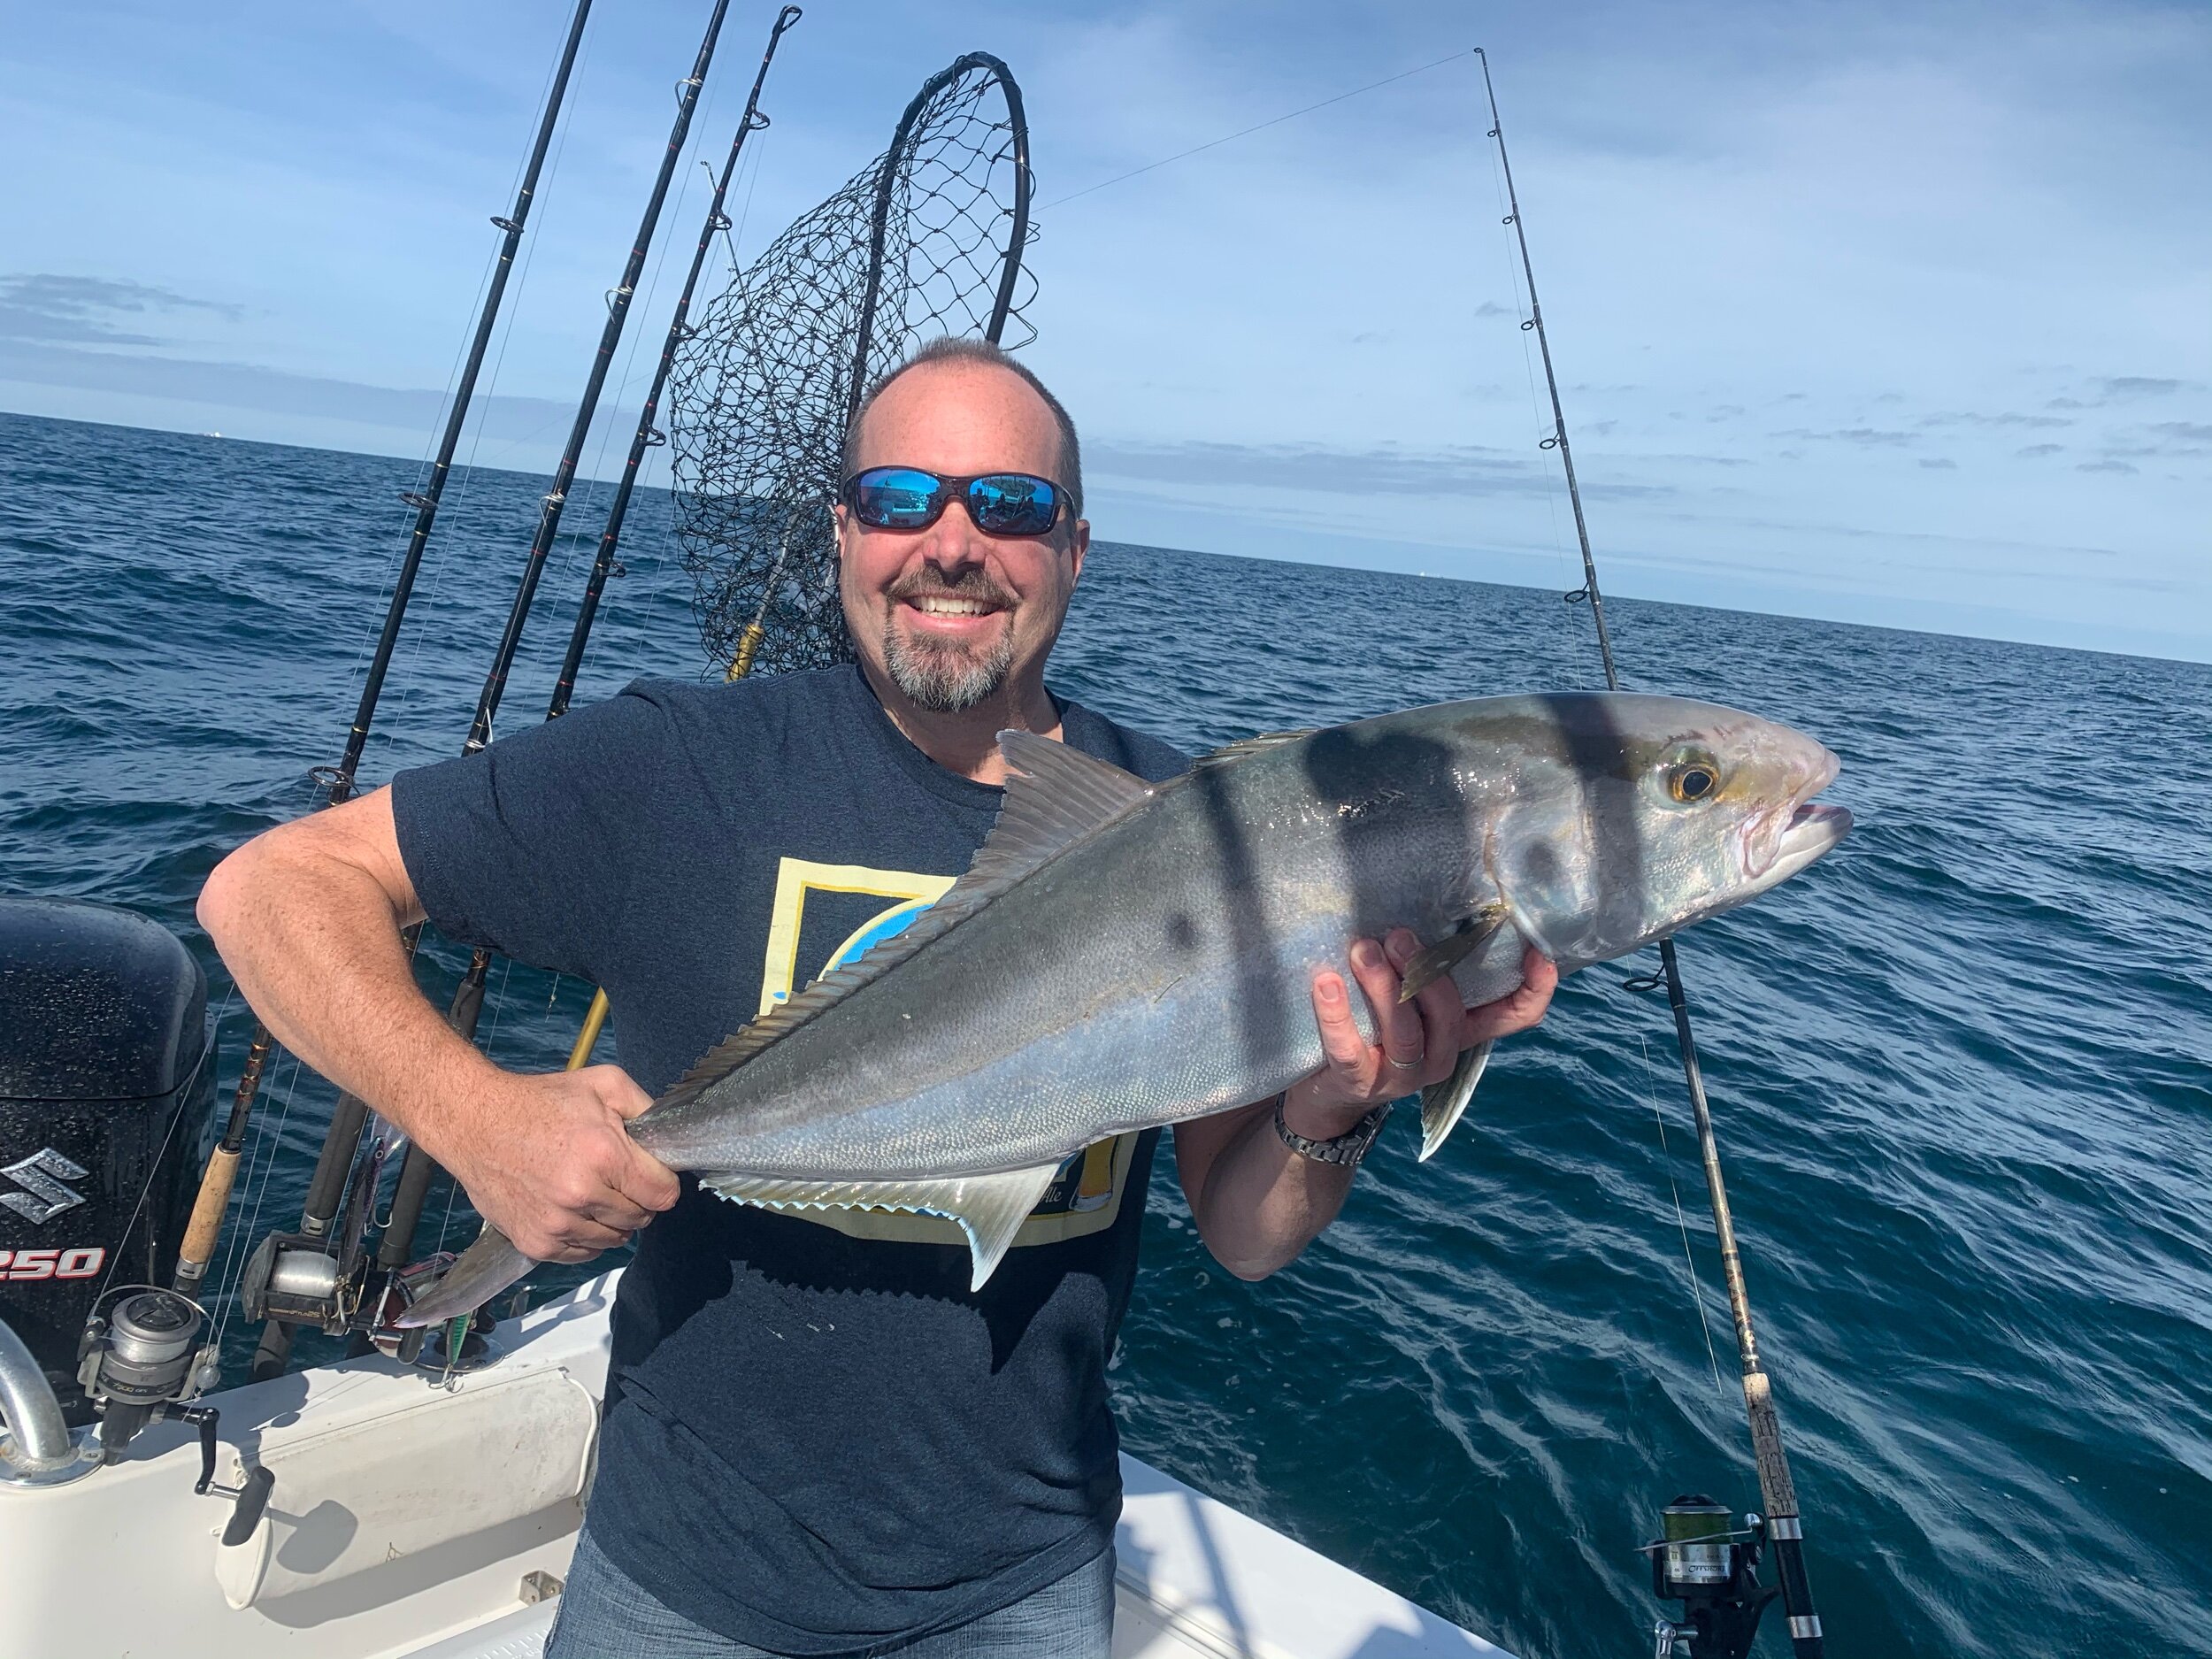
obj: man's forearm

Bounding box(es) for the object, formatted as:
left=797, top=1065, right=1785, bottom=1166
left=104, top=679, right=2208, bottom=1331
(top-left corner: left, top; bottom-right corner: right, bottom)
left=197, top=818, right=500, bottom=1166
left=1186, top=1094, right=1366, bottom=1281
left=199, top=790, right=677, bottom=1263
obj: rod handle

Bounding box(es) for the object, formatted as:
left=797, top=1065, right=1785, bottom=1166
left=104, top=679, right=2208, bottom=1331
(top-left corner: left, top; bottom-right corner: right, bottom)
left=173, top=1146, right=242, bottom=1293
left=567, top=989, right=611, bottom=1071
left=729, top=621, right=765, bottom=680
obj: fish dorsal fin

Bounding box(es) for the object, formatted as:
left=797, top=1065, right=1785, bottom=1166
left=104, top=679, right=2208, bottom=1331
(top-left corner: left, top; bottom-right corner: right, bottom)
left=654, top=737, right=1153, bottom=1113
left=700, top=1164, right=1063, bottom=1290
left=1187, top=727, right=1315, bottom=775
left=982, top=731, right=1154, bottom=883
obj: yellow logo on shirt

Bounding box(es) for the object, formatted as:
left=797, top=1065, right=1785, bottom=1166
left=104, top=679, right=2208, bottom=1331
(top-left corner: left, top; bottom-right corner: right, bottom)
left=755, top=857, right=1135, bottom=1248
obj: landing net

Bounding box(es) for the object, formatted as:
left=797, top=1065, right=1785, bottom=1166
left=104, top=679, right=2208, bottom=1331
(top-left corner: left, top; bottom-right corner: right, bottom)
left=668, top=51, right=1035, bottom=677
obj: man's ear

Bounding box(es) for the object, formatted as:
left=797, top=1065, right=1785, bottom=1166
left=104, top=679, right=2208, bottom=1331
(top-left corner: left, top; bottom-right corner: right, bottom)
left=1067, top=518, right=1089, bottom=583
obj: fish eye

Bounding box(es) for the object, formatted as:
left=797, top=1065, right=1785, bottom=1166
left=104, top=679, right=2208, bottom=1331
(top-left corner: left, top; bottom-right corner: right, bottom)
left=1665, top=754, right=1722, bottom=803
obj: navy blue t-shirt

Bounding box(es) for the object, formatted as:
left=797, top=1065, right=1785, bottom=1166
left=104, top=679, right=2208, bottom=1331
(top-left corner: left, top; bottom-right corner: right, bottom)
left=390, top=664, right=1187, bottom=1652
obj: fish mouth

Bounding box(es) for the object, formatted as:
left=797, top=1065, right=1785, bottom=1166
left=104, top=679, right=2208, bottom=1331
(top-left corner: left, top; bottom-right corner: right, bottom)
left=1767, top=800, right=1852, bottom=881
left=1744, top=745, right=1849, bottom=884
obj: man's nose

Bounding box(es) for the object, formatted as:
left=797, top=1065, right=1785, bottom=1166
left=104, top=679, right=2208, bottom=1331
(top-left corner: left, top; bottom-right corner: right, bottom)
left=914, top=508, right=987, bottom=572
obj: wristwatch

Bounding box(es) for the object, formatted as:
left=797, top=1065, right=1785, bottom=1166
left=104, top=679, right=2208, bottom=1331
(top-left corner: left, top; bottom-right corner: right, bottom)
left=1272, top=1094, right=1394, bottom=1168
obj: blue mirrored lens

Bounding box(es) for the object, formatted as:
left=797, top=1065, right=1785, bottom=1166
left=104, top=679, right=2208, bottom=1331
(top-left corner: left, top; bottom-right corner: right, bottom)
left=967, top=474, right=1057, bottom=534
left=853, top=468, right=944, bottom=528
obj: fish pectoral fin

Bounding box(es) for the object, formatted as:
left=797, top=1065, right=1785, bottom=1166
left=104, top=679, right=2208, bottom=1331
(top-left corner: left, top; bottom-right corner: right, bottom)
left=1396, top=907, right=1509, bottom=1003
left=699, top=1163, right=1064, bottom=1290
left=1417, top=1041, right=1492, bottom=1162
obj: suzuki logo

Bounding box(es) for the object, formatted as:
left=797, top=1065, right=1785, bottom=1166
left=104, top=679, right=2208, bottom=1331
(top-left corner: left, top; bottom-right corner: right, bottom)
left=1, top=1149, right=88, bottom=1225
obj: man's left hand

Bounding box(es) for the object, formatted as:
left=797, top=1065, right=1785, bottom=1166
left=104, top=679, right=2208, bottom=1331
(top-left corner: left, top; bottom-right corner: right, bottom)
left=1281, top=930, right=1558, bottom=1140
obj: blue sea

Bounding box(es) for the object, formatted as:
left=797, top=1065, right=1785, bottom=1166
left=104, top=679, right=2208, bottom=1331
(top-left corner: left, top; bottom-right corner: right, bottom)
left=3, top=408, right=2207, bottom=1658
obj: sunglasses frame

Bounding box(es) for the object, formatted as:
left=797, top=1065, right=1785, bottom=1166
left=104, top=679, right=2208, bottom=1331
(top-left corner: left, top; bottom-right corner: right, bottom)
left=840, top=466, right=1072, bottom=539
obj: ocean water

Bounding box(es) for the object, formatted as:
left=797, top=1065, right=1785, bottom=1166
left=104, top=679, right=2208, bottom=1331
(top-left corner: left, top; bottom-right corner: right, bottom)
left=2, top=408, right=2207, bottom=1658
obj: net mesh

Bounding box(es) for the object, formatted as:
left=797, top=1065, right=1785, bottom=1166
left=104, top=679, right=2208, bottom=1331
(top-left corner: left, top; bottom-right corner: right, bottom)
left=669, top=54, right=1035, bottom=676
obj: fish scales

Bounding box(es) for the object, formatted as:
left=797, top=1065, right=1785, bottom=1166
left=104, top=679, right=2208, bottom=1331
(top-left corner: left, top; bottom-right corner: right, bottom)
left=401, top=692, right=1849, bottom=1324
left=634, top=713, right=1491, bottom=1179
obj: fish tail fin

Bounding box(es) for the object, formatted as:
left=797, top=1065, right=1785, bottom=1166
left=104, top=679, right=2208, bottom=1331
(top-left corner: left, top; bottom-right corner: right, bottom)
left=394, top=1225, right=536, bottom=1328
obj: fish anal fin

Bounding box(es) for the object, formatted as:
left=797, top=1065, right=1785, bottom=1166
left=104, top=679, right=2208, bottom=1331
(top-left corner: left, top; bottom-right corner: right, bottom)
left=1398, top=907, right=1509, bottom=1002
left=1418, top=1041, right=1492, bottom=1162
left=700, top=1163, right=1063, bottom=1289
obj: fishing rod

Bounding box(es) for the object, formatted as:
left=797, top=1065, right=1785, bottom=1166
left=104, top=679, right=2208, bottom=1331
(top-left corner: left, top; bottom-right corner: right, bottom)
left=547, top=5, right=803, bottom=725
left=374, top=4, right=805, bottom=1277
left=345, top=0, right=742, bottom=1323
left=246, top=0, right=741, bottom=1374
left=169, top=0, right=597, bottom=1305
left=1473, top=46, right=1826, bottom=1659
left=465, top=0, right=738, bottom=757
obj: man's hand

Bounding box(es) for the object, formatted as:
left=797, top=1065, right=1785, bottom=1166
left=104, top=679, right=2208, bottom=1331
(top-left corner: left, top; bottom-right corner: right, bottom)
left=1177, top=929, right=1556, bottom=1281
left=1282, top=930, right=1558, bottom=1141
left=441, top=1065, right=681, bottom=1263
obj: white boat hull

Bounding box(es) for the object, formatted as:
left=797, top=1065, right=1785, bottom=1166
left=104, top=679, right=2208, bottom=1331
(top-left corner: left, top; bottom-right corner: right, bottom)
left=1, top=1273, right=1511, bottom=1659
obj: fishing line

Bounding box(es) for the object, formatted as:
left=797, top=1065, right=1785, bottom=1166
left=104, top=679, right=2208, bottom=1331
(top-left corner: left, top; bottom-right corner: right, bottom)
left=209, top=1050, right=308, bottom=1357
left=1643, top=1034, right=1726, bottom=1398
left=726, top=128, right=772, bottom=263
left=1039, top=47, right=1472, bottom=210
left=92, top=987, right=233, bottom=1303
left=574, top=117, right=708, bottom=576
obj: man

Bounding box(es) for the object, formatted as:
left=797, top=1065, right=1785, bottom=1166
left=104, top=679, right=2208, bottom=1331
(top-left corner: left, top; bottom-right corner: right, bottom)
left=198, top=337, right=1556, bottom=1657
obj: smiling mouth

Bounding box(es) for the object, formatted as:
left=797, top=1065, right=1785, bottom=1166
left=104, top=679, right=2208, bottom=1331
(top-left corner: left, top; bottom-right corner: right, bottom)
left=903, top=595, right=1002, bottom=618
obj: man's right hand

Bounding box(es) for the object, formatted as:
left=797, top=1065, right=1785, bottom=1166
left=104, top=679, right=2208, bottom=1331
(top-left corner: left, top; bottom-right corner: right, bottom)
left=443, top=1065, right=681, bottom=1263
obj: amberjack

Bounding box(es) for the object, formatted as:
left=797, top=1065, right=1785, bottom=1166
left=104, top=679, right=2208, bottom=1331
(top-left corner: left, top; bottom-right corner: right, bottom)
left=403, top=692, right=1847, bottom=1325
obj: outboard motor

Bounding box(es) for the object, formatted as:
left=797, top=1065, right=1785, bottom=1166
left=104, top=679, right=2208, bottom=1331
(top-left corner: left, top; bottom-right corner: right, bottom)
left=0, top=896, right=217, bottom=1424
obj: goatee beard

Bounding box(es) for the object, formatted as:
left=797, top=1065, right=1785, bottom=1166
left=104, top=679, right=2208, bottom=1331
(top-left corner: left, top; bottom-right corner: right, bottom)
left=882, top=612, right=1017, bottom=713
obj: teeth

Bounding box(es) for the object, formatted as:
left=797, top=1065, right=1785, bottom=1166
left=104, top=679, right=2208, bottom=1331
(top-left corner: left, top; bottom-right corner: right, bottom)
left=912, top=596, right=993, bottom=616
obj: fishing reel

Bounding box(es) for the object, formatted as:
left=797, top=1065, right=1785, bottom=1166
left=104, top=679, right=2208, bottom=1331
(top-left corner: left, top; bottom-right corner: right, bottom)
left=1642, top=1495, right=1779, bottom=1659
left=75, top=1286, right=277, bottom=1541
left=76, top=1286, right=222, bottom=1460
left=236, top=1232, right=457, bottom=1363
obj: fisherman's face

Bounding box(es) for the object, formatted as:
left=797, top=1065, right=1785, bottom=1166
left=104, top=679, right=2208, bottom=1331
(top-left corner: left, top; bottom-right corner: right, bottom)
left=836, top=360, right=1087, bottom=715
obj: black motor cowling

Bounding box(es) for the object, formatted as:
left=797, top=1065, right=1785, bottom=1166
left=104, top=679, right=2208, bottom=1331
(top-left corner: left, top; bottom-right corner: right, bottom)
left=0, top=896, right=216, bottom=1420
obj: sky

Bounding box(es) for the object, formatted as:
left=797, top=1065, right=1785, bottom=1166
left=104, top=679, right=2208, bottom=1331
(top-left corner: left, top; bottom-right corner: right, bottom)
left=2, top=1, right=2207, bottom=661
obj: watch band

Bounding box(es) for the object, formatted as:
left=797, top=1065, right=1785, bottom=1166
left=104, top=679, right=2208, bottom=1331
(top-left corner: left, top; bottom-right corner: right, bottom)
left=1273, top=1094, right=1393, bottom=1168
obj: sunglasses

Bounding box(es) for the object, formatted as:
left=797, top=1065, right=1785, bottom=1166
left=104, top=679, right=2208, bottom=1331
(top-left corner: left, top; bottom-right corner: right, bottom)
left=841, top=467, right=1070, bottom=538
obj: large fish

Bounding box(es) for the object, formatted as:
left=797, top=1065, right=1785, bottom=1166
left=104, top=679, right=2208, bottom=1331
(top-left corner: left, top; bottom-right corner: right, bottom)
left=402, top=692, right=1847, bottom=1326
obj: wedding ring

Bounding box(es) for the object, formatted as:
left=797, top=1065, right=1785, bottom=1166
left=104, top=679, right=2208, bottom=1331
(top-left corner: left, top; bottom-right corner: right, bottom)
left=1386, top=1054, right=1422, bottom=1071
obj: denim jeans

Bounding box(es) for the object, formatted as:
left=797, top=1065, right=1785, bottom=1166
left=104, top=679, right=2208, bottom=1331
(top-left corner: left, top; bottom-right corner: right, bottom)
left=542, top=1525, right=1117, bottom=1659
